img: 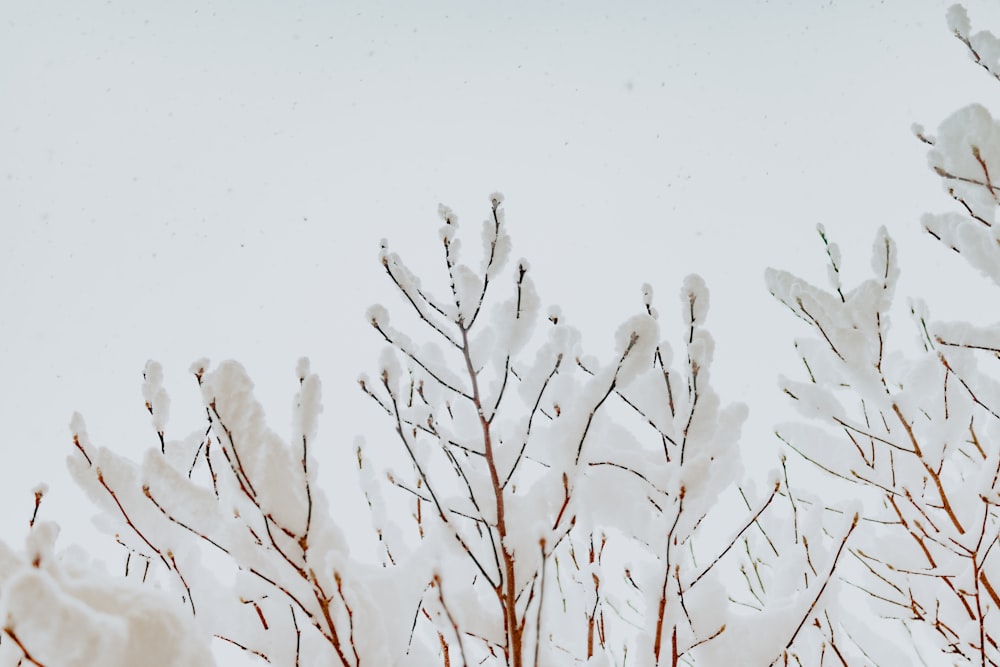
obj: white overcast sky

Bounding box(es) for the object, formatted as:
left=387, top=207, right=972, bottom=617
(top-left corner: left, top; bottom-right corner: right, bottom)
left=4, top=0, right=1000, bottom=567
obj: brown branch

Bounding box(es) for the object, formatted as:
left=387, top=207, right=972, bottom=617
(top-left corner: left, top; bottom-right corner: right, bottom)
left=209, top=403, right=258, bottom=499
left=3, top=628, right=46, bottom=667
left=434, top=574, right=469, bottom=667
left=371, top=321, right=472, bottom=400
left=972, top=145, right=999, bottom=203
left=797, top=299, right=845, bottom=362
left=467, top=200, right=507, bottom=328
left=168, top=551, right=195, bottom=615
left=588, top=460, right=668, bottom=495
left=934, top=165, right=1000, bottom=194
left=334, top=571, right=360, bottom=667
left=503, top=354, right=562, bottom=488
left=534, top=539, right=547, bottom=667
left=29, top=488, right=43, bottom=528
left=892, top=403, right=965, bottom=534
left=980, top=571, right=1000, bottom=609
left=683, top=624, right=726, bottom=655
left=72, top=433, right=91, bottom=465
left=575, top=332, right=640, bottom=465
left=384, top=376, right=499, bottom=588
left=937, top=353, right=1000, bottom=421
left=290, top=605, right=302, bottom=667
left=143, top=485, right=229, bottom=553
left=773, top=514, right=857, bottom=664
left=460, top=324, right=522, bottom=666
left=936, top=337, right=1000, bottom=354
left=95, top=469, right=170, bottom=569
left=685, top=481, right=780, bottom=590
left=382, top=257, right=462, bottom=349
left=830, top=416, right=914, bottom=454
left=300, top=434, right=313, bottom=556
left=654, top=487, right=685, bottom=663
left=214, top=635, right=271, bottom=663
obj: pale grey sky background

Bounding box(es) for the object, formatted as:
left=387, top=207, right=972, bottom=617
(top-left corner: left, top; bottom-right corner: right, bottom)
left=3, top=0, right=1000, bottom=642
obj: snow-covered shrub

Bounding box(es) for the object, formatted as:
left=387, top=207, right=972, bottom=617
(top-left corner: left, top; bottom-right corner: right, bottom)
left=360, top=195, right=830, bottom=666
left=3, top=194, right=836, bottom=667
left=768, top=6, right=1000, bottom=663
left=10, top=6, right=1000, bottom=666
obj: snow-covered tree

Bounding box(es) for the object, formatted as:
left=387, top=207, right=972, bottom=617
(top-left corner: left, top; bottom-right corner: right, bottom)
left=767, top=5, right=1000, bottom=663
left=10, top=6, right=1000, bottom=665
left=0, top=193, right=837, bottom=666
left=359, top=195, right=828, bottom=665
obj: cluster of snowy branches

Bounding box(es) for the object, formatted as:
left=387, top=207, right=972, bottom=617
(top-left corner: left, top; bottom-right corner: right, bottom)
left=0, top=194, right=836, bottom=666
left=355, top=196, right=831, bottom=665
left=2, top=4, right=1000, bottom=666
left=765, top=5, right=1000, bottom=663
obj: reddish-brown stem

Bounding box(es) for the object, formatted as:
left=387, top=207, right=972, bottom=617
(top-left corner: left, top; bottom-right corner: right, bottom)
left=29, top=488, right=43, bottom=528
left=460, top=324, right=521, bottom=666
left=211, top=408, right=352, bottom=665
left=214, top=635, right=271, bottom=663
left=168, top=551, right=195, bottom=615
left=654, top=487, right=685, bottom=664
left=95, top=470, right=170, bottom=568
left=72, top=433, right=91, bottom=465
left=587, top=535, right=597, bottom=659
left=334, top=571, right=360, bottom=667
left=438, top=632, right=451, bottom=667
left=291, top=605, right=302, bottom=667
left=773, top=514, right=857, bottom=664
left=434, top=573, right=468, bottom=667
left=4, top=627, right=46, bottom=666
left=891, top=403, right=965, bottom=534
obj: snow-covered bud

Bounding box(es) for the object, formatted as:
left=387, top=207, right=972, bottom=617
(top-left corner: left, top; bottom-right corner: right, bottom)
left=367, top=304, right=389, bottom=328
left=189, top=358, right=209, bottom=384
left=296, top=357, right=311, bottom=383
left=142, top=361, right=170, bottom=435
left=947, top=4, right=970, bottom=37
left=437, top=203, right=456, bottom=225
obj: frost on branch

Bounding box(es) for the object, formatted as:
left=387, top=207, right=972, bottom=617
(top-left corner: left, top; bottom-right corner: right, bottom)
left=360, top=195, right=816, bottom=665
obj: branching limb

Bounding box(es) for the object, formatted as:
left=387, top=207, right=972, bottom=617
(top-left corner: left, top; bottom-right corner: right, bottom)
left=772, top=514, right=857, bottom=665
